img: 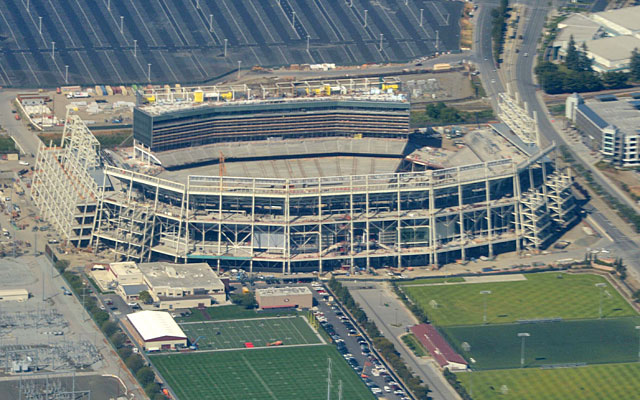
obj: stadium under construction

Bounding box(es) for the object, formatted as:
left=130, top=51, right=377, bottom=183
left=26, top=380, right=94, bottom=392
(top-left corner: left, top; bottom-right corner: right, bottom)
left=31, top=83, right=577, bottom=274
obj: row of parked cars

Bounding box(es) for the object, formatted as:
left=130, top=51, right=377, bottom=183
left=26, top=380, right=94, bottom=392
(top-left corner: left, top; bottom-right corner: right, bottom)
left=313, top=285, right=408, bottom=399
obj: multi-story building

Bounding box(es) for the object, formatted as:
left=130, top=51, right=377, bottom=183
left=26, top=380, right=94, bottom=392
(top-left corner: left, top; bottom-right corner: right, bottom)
left=566, top=93, right=640, bottom=166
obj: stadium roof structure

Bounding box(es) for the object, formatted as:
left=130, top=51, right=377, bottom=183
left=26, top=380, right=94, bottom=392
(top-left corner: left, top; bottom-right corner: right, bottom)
left=127, top=310, right=186, bottom=342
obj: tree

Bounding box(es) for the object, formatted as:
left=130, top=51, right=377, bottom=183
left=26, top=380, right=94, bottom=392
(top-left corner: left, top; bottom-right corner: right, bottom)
left=94, top=310, right=110, bottom=326
left=136, top=367, right=156, bottom=386
left=144, top=383, right=161, bottom=398
left=101, top=320, right=118, bottom=337
left=118, top=347, right=133, bottom=360
left=565, top=35, right=580, bottom=71
left=577, top=42, right=593, bottom=72
left=602, top=71, right=629, bottom=89
left=139, top=290, right=153, bottom=305
left=230, top=292, right=257, bottom=309
left=110, top=332, right=126, bottom=349
left=126, top=355, right=144, bottom=373
left=630, top=48, right=640, bottom=81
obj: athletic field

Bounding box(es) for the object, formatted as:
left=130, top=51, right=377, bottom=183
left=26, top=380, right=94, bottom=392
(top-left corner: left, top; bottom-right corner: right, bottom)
left=152, top=345, right=375, bottom=400
left=456, top=363, right=640, bottom=400
left=442, top=317, right=640, bottom=370
left=401, top=272, right=636, bottom=326
left=179, top=316, right=322, bottom=350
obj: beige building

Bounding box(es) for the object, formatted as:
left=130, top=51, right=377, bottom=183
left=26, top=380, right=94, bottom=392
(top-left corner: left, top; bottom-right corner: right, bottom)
left=126, top=311, right=187, bottom=351
left=138, top=262, right=226, bottom=309
left=107, top=261, right=148, bottom=301
left=0, top=289, right=29, bottom=302
left=255, top=287, right=313, bottom=310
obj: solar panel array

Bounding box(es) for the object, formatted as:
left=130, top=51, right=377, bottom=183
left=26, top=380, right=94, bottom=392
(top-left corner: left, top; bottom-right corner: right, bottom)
left=0, top=0, right=462, bottom=87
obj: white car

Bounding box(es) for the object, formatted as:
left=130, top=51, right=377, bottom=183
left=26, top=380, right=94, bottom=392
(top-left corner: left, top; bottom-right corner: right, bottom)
left=371, top=387, right=382, bottom=394
left=19, top=161, right=29, bottom=166
left=394, top=389, right=405, bottom=395
left=384, top=386, right=391, bottom=393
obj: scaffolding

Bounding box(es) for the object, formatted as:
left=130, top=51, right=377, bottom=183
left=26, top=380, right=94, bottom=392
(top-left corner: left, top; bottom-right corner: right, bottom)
left=34, top=114, right=577, bottom=270
left=31, top=111, right=101, bottom=247
left=498, top=92, right=538, bottom=145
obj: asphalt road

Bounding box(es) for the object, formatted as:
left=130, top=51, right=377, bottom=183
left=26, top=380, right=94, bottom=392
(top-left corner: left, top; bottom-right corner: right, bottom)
left=0, top=90, right=42, bottom=156
left=509, top=0, right=640, bottom=280
left=346, top=282, right=462, bottom=400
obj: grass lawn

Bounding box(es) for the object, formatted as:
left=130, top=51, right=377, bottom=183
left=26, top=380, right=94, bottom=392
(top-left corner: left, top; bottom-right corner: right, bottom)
left=456, top=363, right=640, bottom=400
left=175, top=305, right=298, bottom=323
left=179, top=316, right=321, bottom=350
left=152, top=345, right=374, bottom=400
left=442, top=317, right=640, bottom=370
left=401, top=272, right=636, bottom=326
left=401, top=333, right=429, bottom=357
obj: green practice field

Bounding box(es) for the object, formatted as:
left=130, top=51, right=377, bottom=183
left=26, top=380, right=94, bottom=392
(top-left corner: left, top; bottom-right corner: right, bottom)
left=174, top=305, right=298, bottom=323
left=152, top=345, right=375, bottom=400
left=179, top=316, right=321, bottom=350
left=456, top=363, right=640, bottom=400
left=442, top=317, right=640, bottom=370
left=401, top=272, right=636, bottom=326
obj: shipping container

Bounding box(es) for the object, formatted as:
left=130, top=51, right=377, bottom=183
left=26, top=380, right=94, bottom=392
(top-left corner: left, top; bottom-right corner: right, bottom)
left=106, top=85, right=114, bottom=96
left=100, top=85, right=108, bottom=96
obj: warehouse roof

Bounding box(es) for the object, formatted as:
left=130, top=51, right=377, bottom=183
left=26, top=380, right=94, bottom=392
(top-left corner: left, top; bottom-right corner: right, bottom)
left=256, top=287, right=312, bottom=297
left=585, top=35, right=640, bottom=62
left=555, top=14, right=602, bottom=48
left=138, top=262, right=224, bottom=290
left=121, top=284, right=149, bottom=296
left=127, top=311, right=186, bottom=341
left=592, top=5, right=640, bottom=32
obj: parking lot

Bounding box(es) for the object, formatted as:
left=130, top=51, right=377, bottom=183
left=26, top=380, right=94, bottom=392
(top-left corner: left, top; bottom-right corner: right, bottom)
left=0, top=0, right=462, bottom=87
left=310, top=282, right=409, bottom=399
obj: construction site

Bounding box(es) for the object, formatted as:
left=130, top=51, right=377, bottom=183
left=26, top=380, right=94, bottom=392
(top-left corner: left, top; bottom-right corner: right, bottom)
left=30, top=83, right=578, bottom=274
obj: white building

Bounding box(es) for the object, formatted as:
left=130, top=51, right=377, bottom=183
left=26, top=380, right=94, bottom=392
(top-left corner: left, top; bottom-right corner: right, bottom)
left=590, top=5, right=640, bottom=38
left=126, top=310, right=187, bottom=351
left=553, top=14, right=603, bottom=60
left=584, top=35, right=640, bottom=73
left=566, top=93, right=640, bottom=167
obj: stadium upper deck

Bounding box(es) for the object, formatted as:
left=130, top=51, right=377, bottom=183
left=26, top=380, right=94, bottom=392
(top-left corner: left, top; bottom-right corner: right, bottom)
left=133, top=95, right=410, bottom=157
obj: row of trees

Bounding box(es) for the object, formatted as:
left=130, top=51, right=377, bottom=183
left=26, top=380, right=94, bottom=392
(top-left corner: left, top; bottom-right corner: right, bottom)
left=327, top=277, right=431, bottom=399
left=536, top=37, right=640, bottom=94
left=491, top=0, right=510, bottom=63
left=55, top=260, right=167, bottom=399
left=412, top=102, right=494, bottom=126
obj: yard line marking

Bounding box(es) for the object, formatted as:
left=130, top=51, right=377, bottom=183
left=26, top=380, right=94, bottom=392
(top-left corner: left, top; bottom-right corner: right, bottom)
left=375, top=2, right=404, bottom=39
left=74, top=0, right=104, bottom=47
left=241, top=354, right=278, bottom=400
left=220, top=0, right=250, bottom=44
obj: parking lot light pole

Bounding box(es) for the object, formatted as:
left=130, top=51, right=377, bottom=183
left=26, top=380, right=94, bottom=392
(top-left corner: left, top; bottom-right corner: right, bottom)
left=596, top=283, right=606, bottom=319
left=480, top=290, right=491, bottom=324
left=39, top=16, right=42, bottom=35
left=420, top=8, right=424, bottom=27
left=209, top=14, right=213, bottom=32
left=518, top=332, right=530, bottom=368
left=133, top=39, right=137, bottom=58
left=379, top=33, right=383, bottom=51
left=364, top=9, right=368, bottom=28
left=51, top=41, right=55, bottom=59
left=65, top=65, right=69, bottom=84
left=224, top=39, right=228, bottom=57
left=120, top=16, right=124, bottom=34
left=237, top=60, right=242, bottom=80
left=307, top=35, right=310, bottom=52
left=147, top=63, right=151, bottom=82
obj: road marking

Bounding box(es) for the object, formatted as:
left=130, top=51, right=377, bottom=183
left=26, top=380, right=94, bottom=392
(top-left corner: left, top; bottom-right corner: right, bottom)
left=0, top=5, right=22, bottom=49
left=46, top=0, right=78, bottom=47
left=74, top=0, right=104, bottom=47
left=128, top=0, right=159, bottom=47
left=21, top=53, right=40, bottom=85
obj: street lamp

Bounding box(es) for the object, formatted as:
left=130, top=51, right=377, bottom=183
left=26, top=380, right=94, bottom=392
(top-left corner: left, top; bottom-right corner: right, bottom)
left=595, top=283, right=606, bottom=319
left=480, top=290, right=491, bottom=324
left=635, top=326, right=640, bottom=362
left=518, top=332, right=530, bottom=368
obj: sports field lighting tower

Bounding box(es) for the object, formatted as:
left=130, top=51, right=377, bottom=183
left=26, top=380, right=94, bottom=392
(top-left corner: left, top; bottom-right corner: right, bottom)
left=65, top=65, right=69, bottom=84
left=237, top=60, right=242, bottom=80
left=635, top=326, right=640, bottom=362
left=133, top=39, right=137, bottom=57
left=224, top=39, right=228, bottom=57
left=480, top=290, right=491, bottom=324
left=595, top=283, right=606, bottom=319
left=51, top=41, right=55, bottom=60
left=518, top=332, right=530, bottom=368
left=38, top=16, right=42, bottom=35
left=379, top=33, right=384, bottom=52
